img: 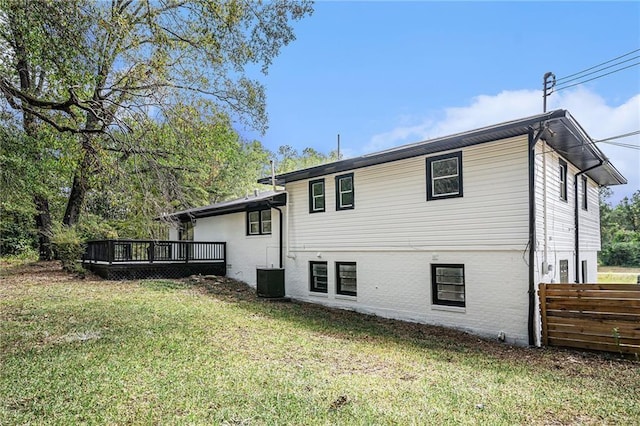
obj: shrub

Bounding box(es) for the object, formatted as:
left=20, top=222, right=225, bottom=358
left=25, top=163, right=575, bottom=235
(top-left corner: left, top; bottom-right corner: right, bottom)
left=49, top=225, right=86, bottom=273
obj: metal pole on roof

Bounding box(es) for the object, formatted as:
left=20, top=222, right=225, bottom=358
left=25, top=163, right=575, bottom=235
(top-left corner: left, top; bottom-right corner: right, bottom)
left=270, top=160, right=276, bottom=191
left=337, top=133, right=341, bottom=160
left=543, top=72, right=556, bottom=112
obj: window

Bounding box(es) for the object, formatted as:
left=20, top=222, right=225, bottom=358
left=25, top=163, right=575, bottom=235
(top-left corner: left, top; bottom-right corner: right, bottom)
left=309, top=179, right=325, bottom=213
left=559, top=259, right=569, bottom=283
left=261, top=210, right=271, bottom=234
left=335, top=173, right=354, bottom=210
left=336, top=262, right=357, bottom=296
left=559, top=159, right=568, bottom=201
left=247, top=209, right=271, bottom=235
left=581, top=260, right=588, bottom=283
left=309, top=261, right=328, bottom=293
left=431, top=264, right=465, bottom=307
left=581, top=176, right=588, bottom=210
left=426, top=152, right=463, bottom=200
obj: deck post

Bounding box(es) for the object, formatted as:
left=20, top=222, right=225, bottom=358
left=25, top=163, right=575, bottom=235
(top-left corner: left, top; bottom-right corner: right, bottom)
left=149, top=240, right=155, bottom=263
left=108, top=240, right=114, bottom=265
left=185, top=242, right=190, bottom=263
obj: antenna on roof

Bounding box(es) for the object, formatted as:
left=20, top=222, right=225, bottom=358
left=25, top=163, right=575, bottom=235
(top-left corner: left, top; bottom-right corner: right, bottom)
left=543, top=72, right=556, bottom=112
left=337, top=133, right=341, bottom=160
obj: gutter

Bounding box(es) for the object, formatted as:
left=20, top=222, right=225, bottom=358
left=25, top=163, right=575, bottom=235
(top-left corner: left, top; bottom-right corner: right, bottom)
left=573, top=161, right=603, bottom=283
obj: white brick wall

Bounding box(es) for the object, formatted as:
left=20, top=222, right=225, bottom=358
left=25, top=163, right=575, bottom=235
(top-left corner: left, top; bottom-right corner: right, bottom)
left=284, top=249, right=530, bottom=345
left=193, top=211, right=281, bottom=286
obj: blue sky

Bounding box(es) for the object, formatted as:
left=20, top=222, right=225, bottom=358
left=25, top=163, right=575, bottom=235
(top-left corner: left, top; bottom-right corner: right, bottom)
left=245, top=1, right=639, bottom=204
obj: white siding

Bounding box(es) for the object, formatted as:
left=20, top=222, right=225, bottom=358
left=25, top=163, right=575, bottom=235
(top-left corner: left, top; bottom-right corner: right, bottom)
left=193, top=210, right=282, bottom=286
left=287, top=136, right=530, bottom=251
left=534, top=141, right=601, bottom=284
left=579, top=177, right=601, bottom=252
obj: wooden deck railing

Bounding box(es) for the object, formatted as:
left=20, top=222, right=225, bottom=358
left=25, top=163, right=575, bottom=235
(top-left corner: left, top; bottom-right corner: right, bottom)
left=539, top=283, right=640, bottom=355
left=82, top=240, right=226, bottom=265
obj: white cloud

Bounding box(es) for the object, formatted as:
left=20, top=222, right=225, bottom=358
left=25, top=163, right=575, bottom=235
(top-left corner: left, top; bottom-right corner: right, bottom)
left=363, top=88, right=640, bottom=203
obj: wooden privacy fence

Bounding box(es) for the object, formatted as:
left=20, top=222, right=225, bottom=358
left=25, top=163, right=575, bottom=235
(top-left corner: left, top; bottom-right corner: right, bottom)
left=539, top=283, right=640, bottom=355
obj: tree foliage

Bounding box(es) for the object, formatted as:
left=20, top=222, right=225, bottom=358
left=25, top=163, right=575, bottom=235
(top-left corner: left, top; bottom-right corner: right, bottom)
left=0, top=0, right=313, bottom=257
left=274, top=145, right=340, bottom=174
left=600, top=189, right=640, bottom=267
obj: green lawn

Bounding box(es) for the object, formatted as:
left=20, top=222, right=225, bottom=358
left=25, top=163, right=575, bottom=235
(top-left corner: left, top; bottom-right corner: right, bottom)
left=598, top=266, right=640, bottom=284
left=2, top=262, right=639, bottom=425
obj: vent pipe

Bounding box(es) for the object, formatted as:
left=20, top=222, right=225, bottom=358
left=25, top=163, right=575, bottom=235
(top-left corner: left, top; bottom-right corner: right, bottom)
left=270, top=160, right=276, bottom=191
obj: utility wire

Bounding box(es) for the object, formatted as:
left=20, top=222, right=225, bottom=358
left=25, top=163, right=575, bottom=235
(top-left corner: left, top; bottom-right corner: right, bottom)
left=600, top=140, right=640, bottom=151
left=535, top=130, right=640, bottom=156
left=594, top=130, right=640, bottom=143
left=554, top=55, right=640, bottom=87
left=556, top=48, right=640, bottom=83
left=555, top=62, right=640, bottom=91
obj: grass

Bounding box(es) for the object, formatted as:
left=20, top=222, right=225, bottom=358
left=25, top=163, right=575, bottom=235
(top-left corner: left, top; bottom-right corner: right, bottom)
left=2, top=262, right=640, bottom=425
left=598, top=266, right=640, bottom=284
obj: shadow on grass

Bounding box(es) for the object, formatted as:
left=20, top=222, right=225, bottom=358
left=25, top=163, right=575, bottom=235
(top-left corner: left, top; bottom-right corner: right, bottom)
left=187, top=276, right=634, bottom=373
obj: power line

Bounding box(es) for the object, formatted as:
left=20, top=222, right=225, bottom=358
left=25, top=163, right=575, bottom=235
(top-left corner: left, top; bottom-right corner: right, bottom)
left=556, top=48, right=640, bottom=83
left=555, top=55, right=640, bottom=87
left=535, top=130, right=640, bottom=156
left=554, top=62, right=640, bottom=92
left=600, top=140, right=640, bottom=151
left=594, top=130, right=640, bottom=143
left=601, top=143, right=640, bottom=151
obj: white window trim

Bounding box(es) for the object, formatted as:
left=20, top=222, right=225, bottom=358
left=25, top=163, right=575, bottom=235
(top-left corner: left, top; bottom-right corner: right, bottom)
left=248, top=211, right=260, bottom=235
left=312, top=181, right=324, bottom=212
left=247, top=209, right=272, bottom=236
left=261, top=210, right=271, bottom=234
left=431, top=305, right=466, bottom=313
left=336, top=174, right=354, bottom=210
left=430, top=158, right=460, bottom=197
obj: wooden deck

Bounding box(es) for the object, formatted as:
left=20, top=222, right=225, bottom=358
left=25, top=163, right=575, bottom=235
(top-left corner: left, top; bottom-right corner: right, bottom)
left=82, top=240, right=226, bottom=280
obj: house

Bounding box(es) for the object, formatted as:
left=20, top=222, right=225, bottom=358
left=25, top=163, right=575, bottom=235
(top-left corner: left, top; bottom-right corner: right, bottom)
left=165, top=110, right=626, bottom=346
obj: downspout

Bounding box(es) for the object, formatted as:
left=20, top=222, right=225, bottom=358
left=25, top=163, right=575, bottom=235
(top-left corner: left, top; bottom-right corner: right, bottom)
left=573, top=161, right=603, bottom=283
left=542, top=140, right=548, bottom=276
left=528, top=126, right=545, bottom=347
left=285, top=197, right=294, bottom=260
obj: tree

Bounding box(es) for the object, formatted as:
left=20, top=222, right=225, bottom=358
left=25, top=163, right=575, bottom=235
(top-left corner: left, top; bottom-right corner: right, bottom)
left=599, top=188, right=640, bottom=267
left=274, top=145, right=340, bottom=174
left=0, top=0, right=313, bottom=257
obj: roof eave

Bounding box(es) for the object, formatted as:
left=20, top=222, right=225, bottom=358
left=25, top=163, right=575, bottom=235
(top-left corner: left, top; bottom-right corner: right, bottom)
left=258, top=110, right=567, bottom=185
left=258, top=109, right=626, bottom=187
left=157, top=192, right=287, bottom=222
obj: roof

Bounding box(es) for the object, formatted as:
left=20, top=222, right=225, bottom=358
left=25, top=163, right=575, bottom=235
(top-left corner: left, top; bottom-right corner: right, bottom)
left=159, top=191, right=287, bottom=222
left=257, top=109, right=626, bottom=187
